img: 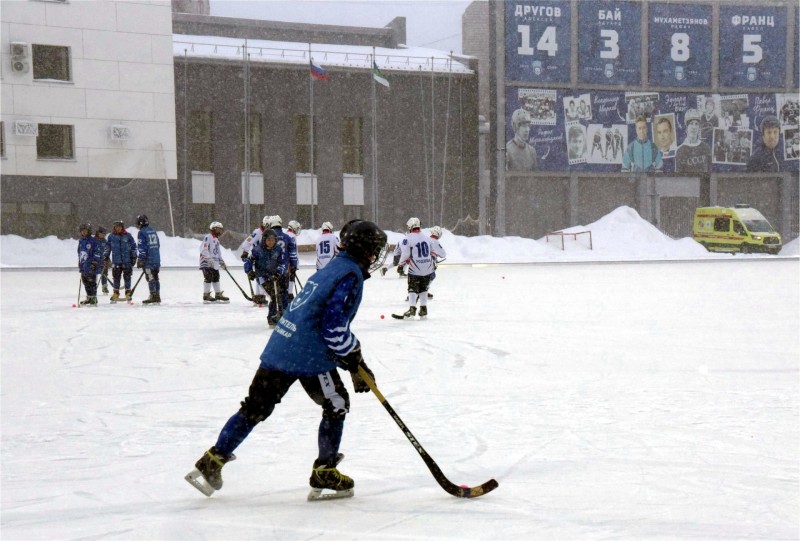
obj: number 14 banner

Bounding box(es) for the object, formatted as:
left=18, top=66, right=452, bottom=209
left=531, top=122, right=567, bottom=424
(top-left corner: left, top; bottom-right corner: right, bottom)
left=505, top=0, right=571, bottom=83
left=649, top=3, right=712, bottom=87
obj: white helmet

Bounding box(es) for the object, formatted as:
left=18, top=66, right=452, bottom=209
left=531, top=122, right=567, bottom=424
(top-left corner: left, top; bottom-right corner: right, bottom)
left=209, top=221, right=224, bottom=235
left=262, top=215, right=271, bottom=227
left=321, top=221, right=334, bottom=232
left=430, top=226, right=442, bottom=239
left=288, top=219, right=302, bottom=233
left=270, top=215, right=282, bottom=227
left=406, top=217, right=421, bottom=231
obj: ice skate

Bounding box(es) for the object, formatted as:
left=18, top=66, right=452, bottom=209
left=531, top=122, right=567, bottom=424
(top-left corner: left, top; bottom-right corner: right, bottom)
left=418, top=305, right=428, bottom=319
left=124, top=290, right=133, bottom=302
left=214, top=291, right=230, bottom=303
left=308, top=455, right=354, bottom=501
left=87, top=296, right=98, bottom=306
left=80, top=297, right=92, bottom=305
left=102, top=285, right=109, bottom=295
left=392, top=306, right=416, bottom=320
left=203, top=292, right=217, bottom=304
left=185, top=447, right=235, bottom=497
left=110, top=290, right=121, bottom=303
left=142, top=293, right=161, bottom=305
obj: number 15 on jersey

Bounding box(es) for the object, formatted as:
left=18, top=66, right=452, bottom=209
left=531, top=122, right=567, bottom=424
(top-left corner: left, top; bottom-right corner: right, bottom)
left=505, top=0, right=571, bottom=83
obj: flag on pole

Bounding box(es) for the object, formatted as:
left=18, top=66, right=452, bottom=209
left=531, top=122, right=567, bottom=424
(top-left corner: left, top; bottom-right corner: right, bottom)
left=373, top=62, right=389, bottom=88
left=310, top=59, right=328, bottom=80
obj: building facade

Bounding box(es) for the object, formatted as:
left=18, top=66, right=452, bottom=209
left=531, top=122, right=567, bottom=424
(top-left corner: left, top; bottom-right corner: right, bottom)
left=1, top=0, right=178, bottom=238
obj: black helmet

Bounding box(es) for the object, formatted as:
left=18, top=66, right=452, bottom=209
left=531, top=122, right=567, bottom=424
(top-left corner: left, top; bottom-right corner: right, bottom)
left=262, top=229, right=278, bottom=244
left=136, top=214, right=149, bottom=227
left=96, top=226, right=107, bottom=234
left=341, top=220, right=387, bottom=268
left=79, top=223, right=93, bottom=235
left=113, top=220, right=124, bottom=229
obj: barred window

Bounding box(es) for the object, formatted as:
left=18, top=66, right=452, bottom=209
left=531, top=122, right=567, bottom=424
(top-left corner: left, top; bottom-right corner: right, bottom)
left=294, top=114, right=318, bottom=173
left=37, top=124, right=74, bottom=159
left=189, top=111, right=213, bottom=172
left=239, top=113, right=262, bottom=171
left=32, top=44, right=71, bottom=81
left=342, top=117, right=363, bottom=174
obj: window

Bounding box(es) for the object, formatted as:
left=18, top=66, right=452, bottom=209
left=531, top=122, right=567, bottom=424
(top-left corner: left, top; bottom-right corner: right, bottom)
left=188, top=111, right=213, bottom=171
left=342, top=117, right=363, bottom=174
left=713, top=218, right=730, bottom=232
left=37, top=124, right=74, bottom=159
left=1, top=122, right=5, bottom=158
left=32, top=44, right=71, bottom=81
left=239, top=113, right=262, bottom=171
left=294, top=114, right=318, bottom=173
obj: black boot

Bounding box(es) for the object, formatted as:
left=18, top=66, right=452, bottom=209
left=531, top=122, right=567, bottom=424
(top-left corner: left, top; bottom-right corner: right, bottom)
left=194, top=447, right=235, bottom=490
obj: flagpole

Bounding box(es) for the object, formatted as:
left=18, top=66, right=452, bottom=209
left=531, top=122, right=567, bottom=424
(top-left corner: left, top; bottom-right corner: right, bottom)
left=371, top=48, right=378, bottom=223
left=308, top=44, right=315, bottom=229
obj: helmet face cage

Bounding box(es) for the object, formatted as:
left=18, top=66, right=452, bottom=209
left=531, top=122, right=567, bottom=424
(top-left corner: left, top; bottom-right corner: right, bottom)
left=137, top=214, right=149, bottom=227
left=270, top=215, right=283, bottom=228
left=288, top=220, right=302, bottom=233
left=430, top=226, right=442, bottom=238
left=342, top=221, right=388, bottom=270
left=262, top=215, right=271, bottom=228
left=321, top=221, right=334, bottom=232
left=209, top=221, right=224, bottom=235
left=407, top=217, right=421, bottom=231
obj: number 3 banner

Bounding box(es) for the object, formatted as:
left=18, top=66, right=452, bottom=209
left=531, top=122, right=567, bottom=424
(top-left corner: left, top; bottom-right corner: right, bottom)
left=719, top=6, right=787, bottom=88
left=578, top=1, right=641, bottom=85
left=648, top=3, right=712, bottom=87
left=505, top=0, right=571, bottom=83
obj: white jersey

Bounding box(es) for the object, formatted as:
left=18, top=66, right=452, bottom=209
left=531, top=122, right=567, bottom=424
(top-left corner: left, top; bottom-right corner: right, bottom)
left=199, top=233, right=223, bottom=269
left=399, top=230, right=445, bottom=276
left=315, top=232, right=340, bottom=270
left=239, top=226, right=264, bottom=256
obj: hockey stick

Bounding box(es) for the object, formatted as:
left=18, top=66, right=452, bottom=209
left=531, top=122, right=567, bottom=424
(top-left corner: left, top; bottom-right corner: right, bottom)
left=357, top=365, right=499, bottom=499
left=128, top=270, right=146, bottom=297
left=223, top=267, right=253, bottom=301
left=77, top=275, right=83, bottom=308
left=293, top=272, right=304, bottom=291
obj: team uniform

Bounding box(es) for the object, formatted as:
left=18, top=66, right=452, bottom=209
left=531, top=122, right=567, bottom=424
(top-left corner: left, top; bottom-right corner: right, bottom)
left=136, top=215, right=162, bottom=305
left=315, top=223, right=339, bottom=270
left=239, top=217, right=269, bottom=304
left=77, top=224, right=102, bottom=305
left=107, top=220, right=137, bottom=303
left=94, top=227, right=110, bottom=294
left=285, top=220, right=302, bottom=299
left=199, top=221, right=229, bottom=303
left=245, top=229, right=286, bottom=326
left=186, top=220, right=387, bottom=500
left=396, top=218, right=446, bottom=319
left=427, top=226, right=447, bottom=296
left=270, top=217, right=299, bottom=314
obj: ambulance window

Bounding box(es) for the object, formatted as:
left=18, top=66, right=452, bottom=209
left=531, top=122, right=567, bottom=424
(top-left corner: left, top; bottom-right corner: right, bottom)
left=733, top=221, right=746, bottom=235
left=713, top=218, right=730, bottom=232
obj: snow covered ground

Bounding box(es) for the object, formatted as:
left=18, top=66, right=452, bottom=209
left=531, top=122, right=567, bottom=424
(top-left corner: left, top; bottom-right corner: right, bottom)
left=1, top=208, right=798, bottom=540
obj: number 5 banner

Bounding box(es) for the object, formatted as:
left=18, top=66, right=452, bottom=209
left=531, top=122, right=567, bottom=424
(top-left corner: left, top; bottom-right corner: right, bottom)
left=505, top=0, right=571, bottom=83
left=578, top=1, right=641, bottom=85
left=719, top=6, right=787, bottom=88
left=648, top=3, right=712, bottom=88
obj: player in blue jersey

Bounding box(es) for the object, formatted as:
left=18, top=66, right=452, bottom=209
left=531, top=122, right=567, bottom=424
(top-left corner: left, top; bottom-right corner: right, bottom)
left=187, top=220, right=387, bottom=500
left=107, top=220, right=137, bottom=303
left=77, top=223, right=102, bottom=306
left=245, top=228, right=286, bottom=326
left=268, top=215, right=299, bottom=314
left=94, top=226, right=110, bottom=295
left=136, top=214, right=162, bottom=305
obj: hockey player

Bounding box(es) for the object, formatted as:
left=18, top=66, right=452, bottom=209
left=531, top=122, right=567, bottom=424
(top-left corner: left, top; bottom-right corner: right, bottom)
left=199, top=221, right=229, bottom=303
left=426, top=225, right=447, bottom=298
left=186, top=220, right=387, bottom=500
left=77, top=223, right=102, bottom=306
left=269, top=216, right=299, bottom=313
left=245, top=229, right=286, bottom=327
left=107, top=220, right=137, bottom=303
left=395, top=217, right=445, bottom=319
left=286, top=219, right=302, bottom=299
left=136, top=214, right=162, bottom=305
left=94, top=226, right=110, bottom=294
left=315, top=221, right=339, bottom=270
left=240, top=216, right=269, bottom=305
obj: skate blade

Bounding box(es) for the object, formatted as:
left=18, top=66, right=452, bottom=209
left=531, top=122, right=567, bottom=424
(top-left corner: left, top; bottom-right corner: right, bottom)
left=307, top=487, right=354, bottom=501
left=185, top=468, right=216, bottom=497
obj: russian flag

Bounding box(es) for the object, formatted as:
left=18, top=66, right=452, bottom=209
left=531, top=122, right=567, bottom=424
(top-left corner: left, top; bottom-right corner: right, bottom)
left=310, top=59, right=328, bottom=80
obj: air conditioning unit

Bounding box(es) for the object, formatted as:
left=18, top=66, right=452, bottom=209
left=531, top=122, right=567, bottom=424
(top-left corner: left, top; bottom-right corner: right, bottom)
left=109, top=125, right=131, bottom=141
left=10, top=42, right=30, bottom=74
left=14, top=121, right=38, bottom=137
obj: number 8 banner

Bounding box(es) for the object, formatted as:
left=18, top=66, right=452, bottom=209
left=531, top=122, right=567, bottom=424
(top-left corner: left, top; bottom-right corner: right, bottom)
left=578, top=1, right=641, bottom=85
left=648, top=3, right=712, bottom=88
left=719, top=6, right=787, bottom=88
left=505, top=0, right=571, bottom=83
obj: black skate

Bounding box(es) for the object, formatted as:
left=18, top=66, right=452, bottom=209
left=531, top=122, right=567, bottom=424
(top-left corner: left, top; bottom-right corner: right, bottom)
left=203, top=292, right=217, bottom=304
left=308, top=454, right=353, bottom=501
left=142, top=293, right=161, bottom=305
left=418, top=306, right=428, bottom=319
left=214, top=291, right=230, bottom=303
left=184, top=447, right=236, bottom=497
left=392, top=306, right=416, bottom=320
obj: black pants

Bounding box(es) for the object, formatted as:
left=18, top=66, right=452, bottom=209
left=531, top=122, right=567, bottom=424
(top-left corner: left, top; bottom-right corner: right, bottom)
left=81, top=272, right=98, bottom=296
left=112, top=266, right=132, bottom=290
left=407, top=273, right=432, bottom=294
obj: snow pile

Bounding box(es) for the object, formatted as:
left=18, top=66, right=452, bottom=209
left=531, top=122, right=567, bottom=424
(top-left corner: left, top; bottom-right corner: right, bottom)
left=0, top=206, right=794, bottom=268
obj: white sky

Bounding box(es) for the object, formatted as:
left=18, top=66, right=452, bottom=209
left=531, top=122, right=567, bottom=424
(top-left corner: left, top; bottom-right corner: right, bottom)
left=209, top=0, right=474, bottom=54
left=1, top=207, right=798, bottom=540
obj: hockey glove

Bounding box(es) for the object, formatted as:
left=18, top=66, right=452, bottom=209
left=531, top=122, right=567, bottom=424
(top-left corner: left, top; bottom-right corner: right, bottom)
left=220, top=260, right=227, bottom=270
left=137, top=259, right=144, bottom=269
left=89, top=261, right=98, bottom=273
left=240, top=251, right=249, bottom=261
left=350, top=361, right=374, bottom=394
left=336, top=348, right=364, bottom=373
left=247, top=271, right=256, bottom=281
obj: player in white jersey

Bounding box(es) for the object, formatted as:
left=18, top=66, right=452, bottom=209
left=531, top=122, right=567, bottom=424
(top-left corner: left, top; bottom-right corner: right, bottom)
left=315, top=222, right=339, bottom=270
left=426, top=225, right=447, bottom=298
left=395, top=217, right=445, bottom=319
left=285, top=220, right=302, bottom=299
left=199, top=221, right=229, bottom=303
left=238, top=216, right=270, bottom=304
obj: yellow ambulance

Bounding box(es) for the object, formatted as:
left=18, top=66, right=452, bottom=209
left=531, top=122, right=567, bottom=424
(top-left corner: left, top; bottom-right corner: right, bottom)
left=693, top=205, right=782, bottom=255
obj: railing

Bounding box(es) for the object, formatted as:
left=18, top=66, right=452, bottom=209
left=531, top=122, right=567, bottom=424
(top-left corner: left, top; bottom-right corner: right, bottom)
left=545, top=230, right=593, bottom=251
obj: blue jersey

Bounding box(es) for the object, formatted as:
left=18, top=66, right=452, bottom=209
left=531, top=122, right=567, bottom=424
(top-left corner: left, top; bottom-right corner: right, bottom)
left=94, top=235, right=110, bottom=265
left=249, top=243, right=285, bottom=279
left=108, top=230, right=137, bottom=268
left=137, top=225, right=161, bottom=268
left=271, top=226, right=299, bottom=272
left=78, top=236, right=102, bottom=273
left=259, top=252, right=367, bottom=376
